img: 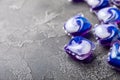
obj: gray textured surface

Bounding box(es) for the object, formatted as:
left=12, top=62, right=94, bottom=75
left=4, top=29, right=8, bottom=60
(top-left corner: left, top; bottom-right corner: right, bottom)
left=0, top=0, right=119, bottom=80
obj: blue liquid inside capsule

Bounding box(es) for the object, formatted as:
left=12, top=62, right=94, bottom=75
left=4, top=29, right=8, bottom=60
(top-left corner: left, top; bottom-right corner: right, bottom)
left=92, top=0, right=110, bottom=10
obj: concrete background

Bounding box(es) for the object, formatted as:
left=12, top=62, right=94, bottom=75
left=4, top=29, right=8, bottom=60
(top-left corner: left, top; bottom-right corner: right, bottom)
left=0, top=0, right=119, bottom=80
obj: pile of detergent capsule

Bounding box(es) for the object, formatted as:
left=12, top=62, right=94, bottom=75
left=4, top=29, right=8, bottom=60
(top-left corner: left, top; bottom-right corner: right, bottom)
left=63, top=0, right=120, bottom=70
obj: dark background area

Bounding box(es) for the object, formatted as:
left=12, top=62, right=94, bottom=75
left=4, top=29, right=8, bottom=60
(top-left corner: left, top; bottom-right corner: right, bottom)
left=0, top=0, right=119, bottom=80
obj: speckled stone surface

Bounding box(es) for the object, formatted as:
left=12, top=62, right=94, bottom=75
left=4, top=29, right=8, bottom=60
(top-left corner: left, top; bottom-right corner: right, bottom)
left=0, top=0, right=120, bottom=80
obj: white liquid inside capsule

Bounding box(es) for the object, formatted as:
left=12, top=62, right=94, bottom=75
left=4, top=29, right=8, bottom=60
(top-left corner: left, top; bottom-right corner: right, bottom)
left=67, top=40, right=91, bottom=55
left=94, top=25, right=110, bottom=38
left=118, top=46, right=120, bottom=52
left=111, top=45, right=120, bottom=60
left=97, top=8, right=111, bottom=22
left=86, top=0, right=99, bottom=7
left=65, top=18, right=79, bottom=33
left=111, top=45, right=117, bottom=58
